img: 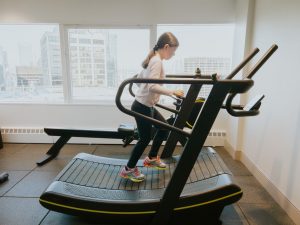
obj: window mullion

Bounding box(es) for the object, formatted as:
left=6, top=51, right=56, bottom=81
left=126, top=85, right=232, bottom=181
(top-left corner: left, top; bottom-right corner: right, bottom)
left=59, top=24, right=72, bottom=103
left=150, top=24, right=157, bottom=50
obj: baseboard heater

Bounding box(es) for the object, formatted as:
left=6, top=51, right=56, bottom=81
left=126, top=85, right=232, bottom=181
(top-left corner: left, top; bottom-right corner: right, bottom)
left=0, top=127, right=226, bottom=146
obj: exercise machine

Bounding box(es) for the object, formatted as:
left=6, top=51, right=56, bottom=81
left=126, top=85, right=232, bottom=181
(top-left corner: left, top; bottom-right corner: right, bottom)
left=39, top=45, right=278, bottom=225
left=0, top=130, right=9, bottom=184
left=36, top=125, right=136, bottom=166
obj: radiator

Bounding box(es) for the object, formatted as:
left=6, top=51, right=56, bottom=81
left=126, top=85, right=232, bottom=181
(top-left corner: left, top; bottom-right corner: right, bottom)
left=0, top=127, right=226, bottom=146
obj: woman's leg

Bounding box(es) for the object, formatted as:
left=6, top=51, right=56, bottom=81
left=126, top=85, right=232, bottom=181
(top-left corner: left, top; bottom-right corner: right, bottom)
left=148, top=108, right=169, bottom=158
left=127, top=101, right=152, bottom=168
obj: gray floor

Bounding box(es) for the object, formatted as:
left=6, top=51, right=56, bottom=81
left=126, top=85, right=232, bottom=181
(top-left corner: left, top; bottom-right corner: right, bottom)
left=0, top=143, right=296, bottom=225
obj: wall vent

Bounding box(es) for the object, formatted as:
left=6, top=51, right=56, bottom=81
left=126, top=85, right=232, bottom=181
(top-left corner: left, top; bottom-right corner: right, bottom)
left=208, top=131, right=226, bottom=137
left=1, top=128, right=44, bottom=134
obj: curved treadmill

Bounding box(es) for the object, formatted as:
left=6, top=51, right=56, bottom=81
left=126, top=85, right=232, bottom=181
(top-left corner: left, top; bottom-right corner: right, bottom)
left=39, top=45, right=278, bottom=225
left=39, top=77, right=254, bottom=225
left=40, top=147, right=242, bottom=225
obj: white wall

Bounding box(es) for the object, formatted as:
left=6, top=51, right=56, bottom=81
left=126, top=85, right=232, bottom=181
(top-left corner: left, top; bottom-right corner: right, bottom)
left=239, top=0, right=300, bottom=223
left=0, top=0, right=235, bottom=24
left=225, top=0, right=256, bottom=157
left=0, top=0, right=235, bottom=140
left=0, top=103, right=134, bottom=128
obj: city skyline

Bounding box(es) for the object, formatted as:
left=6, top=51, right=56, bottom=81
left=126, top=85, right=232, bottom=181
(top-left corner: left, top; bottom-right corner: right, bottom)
left=0, top=24, right=234, bottom=102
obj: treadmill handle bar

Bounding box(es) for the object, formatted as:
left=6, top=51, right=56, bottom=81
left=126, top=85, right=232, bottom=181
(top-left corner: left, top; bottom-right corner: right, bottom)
left=116, top=78, right=216, bottom=138
left=225, top=44, right=278, bottom=117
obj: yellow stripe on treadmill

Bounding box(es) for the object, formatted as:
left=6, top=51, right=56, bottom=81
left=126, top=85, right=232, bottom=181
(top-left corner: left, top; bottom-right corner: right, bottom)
left=174, top=190, right=243, bottom=211
left=186, top=121, right=193, bottom=128
left=195, top=99, right=205, bottom=103
left=39, top=199, right=155, bottom=214
left=39, top=190, right=242, bottom=215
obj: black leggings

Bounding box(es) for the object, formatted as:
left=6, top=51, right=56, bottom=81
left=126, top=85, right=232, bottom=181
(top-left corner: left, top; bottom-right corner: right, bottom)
left=127, top=100, right=169, bottom=168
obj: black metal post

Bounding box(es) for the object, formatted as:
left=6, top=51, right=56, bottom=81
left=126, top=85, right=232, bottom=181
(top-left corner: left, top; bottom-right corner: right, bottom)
left=0, top=129, right=3, bottom=149
left=150, top=83, right=230, bottom=225
left=246, top=44, right=278, bottom=79
left=0, top=130, right=8, bottom=184
left=36, top=135, right=71, bottom=166
left=161, top=84, right=203, bottom=158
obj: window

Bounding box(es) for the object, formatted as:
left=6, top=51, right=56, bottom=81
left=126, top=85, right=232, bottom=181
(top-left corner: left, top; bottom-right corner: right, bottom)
left=0, top=24, right=63, bottom=103
left=157, top=24, right=235, bottom=102
left=0, top=24, right=234, bottom=104
left=67, top=28, right=150, bottom=102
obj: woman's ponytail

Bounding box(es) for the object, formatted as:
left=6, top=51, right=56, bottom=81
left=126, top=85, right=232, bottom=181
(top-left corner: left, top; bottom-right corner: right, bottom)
left=141, top=49, right=156, bottom=69
left=141, top=32, right=179, bottom=69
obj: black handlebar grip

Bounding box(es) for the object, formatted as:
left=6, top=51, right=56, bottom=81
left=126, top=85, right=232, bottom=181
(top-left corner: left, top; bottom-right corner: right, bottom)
left=0, top=172, right=9, bottom=183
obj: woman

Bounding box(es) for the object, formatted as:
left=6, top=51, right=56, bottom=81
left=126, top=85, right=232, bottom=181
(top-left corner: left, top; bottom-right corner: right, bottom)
left=120, top=32, right=184, bottom=182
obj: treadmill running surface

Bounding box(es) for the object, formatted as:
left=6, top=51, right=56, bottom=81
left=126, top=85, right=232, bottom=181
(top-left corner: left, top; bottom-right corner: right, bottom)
left=40, top=147, right=242, bottom=225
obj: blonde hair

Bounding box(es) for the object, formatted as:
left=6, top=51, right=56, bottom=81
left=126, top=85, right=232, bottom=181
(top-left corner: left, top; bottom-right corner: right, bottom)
left=142, top=32, right=179, bottom=69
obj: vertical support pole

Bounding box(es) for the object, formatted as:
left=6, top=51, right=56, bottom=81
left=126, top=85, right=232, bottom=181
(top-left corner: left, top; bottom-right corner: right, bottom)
left=161, top=84, right=202, bottom=158
left=150, top=84, right=229, bottom=225
left=0, top=129, right=3, bottom=149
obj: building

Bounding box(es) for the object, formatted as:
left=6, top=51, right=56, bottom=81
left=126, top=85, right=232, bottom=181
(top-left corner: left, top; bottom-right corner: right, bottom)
left=184, top=56, right=231, bottom=76
left=40, top=30, right=62, bottom=86
left=68, top=30, right=107, bottom=87
left=105, top=32, right=118, bottom=88
left=16, top=66, right=42, bottom=86
left=183, top=56, right=231, bottom=97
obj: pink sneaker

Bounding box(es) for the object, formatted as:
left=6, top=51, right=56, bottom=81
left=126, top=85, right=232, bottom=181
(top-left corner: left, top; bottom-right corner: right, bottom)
left=143, top=156, right=166, bottom=170
left=120, top=166, right=145, bottom=182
